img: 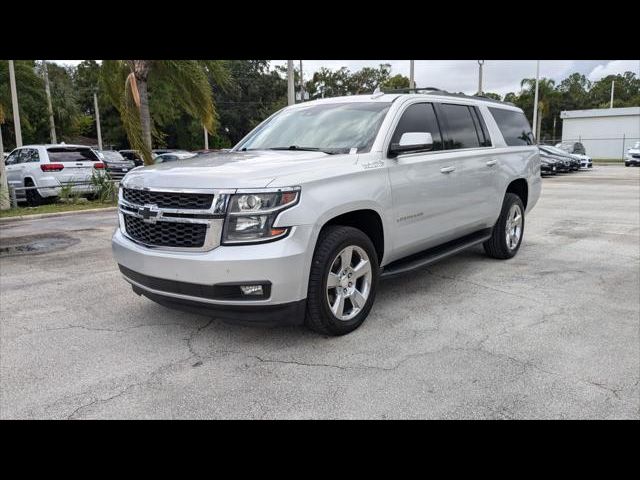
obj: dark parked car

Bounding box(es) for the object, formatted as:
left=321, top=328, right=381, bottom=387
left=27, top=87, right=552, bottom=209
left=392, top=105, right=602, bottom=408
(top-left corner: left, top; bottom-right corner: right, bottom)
left=540, top=156, right=557, bottom=175
left=96, top=150, right=136, bottom=180
left=556, top=141, right=586, bottom=155
left=119, top=150, right=144, bottom=167
left=540, top=145, right=579, bottom=171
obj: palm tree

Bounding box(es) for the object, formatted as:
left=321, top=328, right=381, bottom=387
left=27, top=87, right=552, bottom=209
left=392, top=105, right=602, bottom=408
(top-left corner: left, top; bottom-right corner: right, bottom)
left=101, top=60, right=230, bottom=165
left=520, top=78, right=556, bottom=139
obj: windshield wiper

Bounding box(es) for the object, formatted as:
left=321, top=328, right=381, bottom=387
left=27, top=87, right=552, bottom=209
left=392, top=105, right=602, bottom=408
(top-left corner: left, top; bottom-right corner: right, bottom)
left=267, top=146, right=336, bottom=155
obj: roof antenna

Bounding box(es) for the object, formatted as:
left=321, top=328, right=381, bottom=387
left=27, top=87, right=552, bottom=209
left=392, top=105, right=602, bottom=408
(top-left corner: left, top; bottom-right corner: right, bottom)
left=371, top=85, right=384, bottom=99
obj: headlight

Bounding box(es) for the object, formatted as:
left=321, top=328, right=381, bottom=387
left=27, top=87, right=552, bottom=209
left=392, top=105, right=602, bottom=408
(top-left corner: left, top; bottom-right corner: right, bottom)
left=222, top=188, right=300, bottom=244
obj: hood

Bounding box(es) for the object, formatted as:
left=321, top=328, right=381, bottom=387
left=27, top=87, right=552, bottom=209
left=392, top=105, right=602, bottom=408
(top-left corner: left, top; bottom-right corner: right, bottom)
left=121, top=150, right=348, bottom=190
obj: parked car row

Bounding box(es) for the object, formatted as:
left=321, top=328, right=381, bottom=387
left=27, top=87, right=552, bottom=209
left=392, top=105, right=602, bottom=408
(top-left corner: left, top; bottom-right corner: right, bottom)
left=1, top=144, right=229, bottom=206
left=538, top=143, right=593, bottom=176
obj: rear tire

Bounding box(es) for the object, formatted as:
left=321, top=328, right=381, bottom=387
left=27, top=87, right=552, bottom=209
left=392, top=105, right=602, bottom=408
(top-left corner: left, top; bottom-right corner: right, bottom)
left=305, top=225, right=379, bottom=336
left=483, top=193, right=525, bottom=260
left=24, top=179, right=43, bottom=206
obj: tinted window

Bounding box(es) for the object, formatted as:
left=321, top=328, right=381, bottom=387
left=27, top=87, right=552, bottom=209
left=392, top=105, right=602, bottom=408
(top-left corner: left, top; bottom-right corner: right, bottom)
left=489, top=107, right=535, bottom=146
left=439, top=104, right=481, bottom=149
left=390, top=103, right=443, bottom=151
left=47, top=147, right=100, bottom=162
left=470, top=107, right=492, bottom=147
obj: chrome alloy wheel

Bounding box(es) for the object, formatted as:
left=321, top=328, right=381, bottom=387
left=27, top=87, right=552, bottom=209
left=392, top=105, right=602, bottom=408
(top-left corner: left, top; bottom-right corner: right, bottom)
left=326, top=245, right=372, bottom=321
left=505, top=204, right=523, bottom=250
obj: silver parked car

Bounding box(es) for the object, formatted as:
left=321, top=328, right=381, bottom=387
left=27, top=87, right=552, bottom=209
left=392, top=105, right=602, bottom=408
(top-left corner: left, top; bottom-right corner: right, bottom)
left=113, top=90, right=541, bottom=335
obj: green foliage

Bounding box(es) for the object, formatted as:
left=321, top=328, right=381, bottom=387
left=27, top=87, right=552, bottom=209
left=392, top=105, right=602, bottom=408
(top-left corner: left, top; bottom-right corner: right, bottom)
left=90, top=171, right=115, bottom=203
left=382, top=74, right=411, bottom=90
left=504, top=71, right=639, bottom=141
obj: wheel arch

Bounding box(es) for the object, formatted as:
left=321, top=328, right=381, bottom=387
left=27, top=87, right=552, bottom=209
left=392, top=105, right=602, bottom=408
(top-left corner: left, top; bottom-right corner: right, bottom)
left=505, top=177, right=528, bottom=210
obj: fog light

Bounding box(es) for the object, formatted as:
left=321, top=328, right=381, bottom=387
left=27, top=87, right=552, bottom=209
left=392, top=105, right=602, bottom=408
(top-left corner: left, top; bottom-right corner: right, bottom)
left=240, top=285, right=264, bottom=296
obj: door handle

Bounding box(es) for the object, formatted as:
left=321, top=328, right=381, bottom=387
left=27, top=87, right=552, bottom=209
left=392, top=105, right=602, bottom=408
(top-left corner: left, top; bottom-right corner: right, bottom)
left=440, top=166, right=456, bottom=174
left=486, top=160, right=497, bottom=167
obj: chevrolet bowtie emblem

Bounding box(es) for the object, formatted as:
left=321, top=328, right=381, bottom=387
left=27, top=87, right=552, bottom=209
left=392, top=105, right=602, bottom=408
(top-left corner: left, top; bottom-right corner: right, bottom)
left=138, top=204, right=162, bottom=224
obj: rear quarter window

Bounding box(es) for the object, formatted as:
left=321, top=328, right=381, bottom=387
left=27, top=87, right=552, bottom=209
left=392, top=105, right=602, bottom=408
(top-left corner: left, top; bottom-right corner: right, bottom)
left=47, top=148, right=100, bottom=162
left=489, top=108, right=535, bottom=146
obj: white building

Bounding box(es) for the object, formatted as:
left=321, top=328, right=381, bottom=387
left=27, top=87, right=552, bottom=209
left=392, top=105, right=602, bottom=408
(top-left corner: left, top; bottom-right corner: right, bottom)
left=560, top=107, right=640, bottom=160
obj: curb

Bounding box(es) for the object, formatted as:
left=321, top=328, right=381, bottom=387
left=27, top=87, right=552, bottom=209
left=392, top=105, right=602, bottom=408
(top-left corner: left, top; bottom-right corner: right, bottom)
left=0, top=206, right=117, bottom=223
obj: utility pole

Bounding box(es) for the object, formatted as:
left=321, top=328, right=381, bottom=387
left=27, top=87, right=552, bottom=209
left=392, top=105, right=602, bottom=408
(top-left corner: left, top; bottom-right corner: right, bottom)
left=94, top=91, right=103, bottom=150
left=8, top=60, right=23, bottom=147
left=409, top=60, right=415, bottom=89
left=203, top=126, right=209, bottom=150
left=0, top=121, right=8, bottom=210
left=552, top=116, right=557, bottom=143
left=532, top=60, right=540, bottom=142
left=43, top=61, right=57, bottom=144
left=299, top=60, right=304, bottom=102
left=477, top=60, right=485, bottom=95
left=287, top=60, right=295, bottom=106
left=610, top=80, right=615, bottom=108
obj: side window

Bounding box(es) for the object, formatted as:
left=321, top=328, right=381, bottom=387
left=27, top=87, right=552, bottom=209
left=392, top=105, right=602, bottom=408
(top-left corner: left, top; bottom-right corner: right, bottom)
left=438, top=104, right=482, bottom=150
left=5, top=150, right=20, bottom=165
left=25, top=149, right=40, bottom=162
left=16, top=149, right=29, bottom=164
left=488, top=107, right=535, bottom=146
left=390, top=103, right=443, bottom=151
left=471, top=107, right=492, bottom=147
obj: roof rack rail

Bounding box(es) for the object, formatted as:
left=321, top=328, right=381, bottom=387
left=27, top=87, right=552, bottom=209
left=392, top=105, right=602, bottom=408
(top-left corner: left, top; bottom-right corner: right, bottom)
left=379, top=86, right=514, bottom=106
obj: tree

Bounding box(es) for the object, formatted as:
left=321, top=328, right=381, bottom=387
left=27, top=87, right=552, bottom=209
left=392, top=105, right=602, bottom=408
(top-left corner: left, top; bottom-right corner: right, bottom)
left=213, top=60, right=286, bottom=146
left=101, top=60, right=229, bottom=164
left=589, top=72, right=640, bottom=108
left=480, top=92, right=502, bottom=101
left=382, top=74, right=410, bottom=91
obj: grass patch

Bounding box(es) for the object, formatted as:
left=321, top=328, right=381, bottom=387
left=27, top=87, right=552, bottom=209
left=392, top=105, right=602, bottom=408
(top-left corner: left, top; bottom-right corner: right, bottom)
left=0, top=200, right=116, bottom=219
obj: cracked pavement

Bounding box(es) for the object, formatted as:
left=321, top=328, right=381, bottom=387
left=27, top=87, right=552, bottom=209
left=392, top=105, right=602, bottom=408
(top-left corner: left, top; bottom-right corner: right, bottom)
left=1, top=166, right=639, bottom=419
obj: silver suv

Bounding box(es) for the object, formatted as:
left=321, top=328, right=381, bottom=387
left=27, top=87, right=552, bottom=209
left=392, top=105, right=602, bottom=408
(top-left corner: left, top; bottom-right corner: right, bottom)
left=113, top=91, right=541, bottom=335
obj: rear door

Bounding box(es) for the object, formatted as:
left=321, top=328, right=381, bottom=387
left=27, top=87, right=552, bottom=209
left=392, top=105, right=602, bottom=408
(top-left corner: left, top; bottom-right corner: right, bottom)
left=46, top=147, right=100, bottom=185
left=436, top=103, right=498, bottom=230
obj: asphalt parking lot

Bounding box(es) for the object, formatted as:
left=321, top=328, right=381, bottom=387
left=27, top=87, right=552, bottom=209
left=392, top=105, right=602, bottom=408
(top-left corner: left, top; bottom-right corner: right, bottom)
left=1, top=165, right=638, bottom=419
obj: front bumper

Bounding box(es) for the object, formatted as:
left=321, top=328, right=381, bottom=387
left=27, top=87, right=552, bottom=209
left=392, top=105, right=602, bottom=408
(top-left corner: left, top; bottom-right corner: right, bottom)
left=112, top=224, right=314, bottom=320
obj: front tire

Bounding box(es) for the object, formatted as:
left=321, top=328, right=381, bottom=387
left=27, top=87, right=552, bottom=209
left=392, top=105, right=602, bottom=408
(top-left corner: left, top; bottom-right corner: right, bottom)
left=483, top=193, right=525, bottom=260
left=625, top=162, right=630, bottom=167
left=305, top=226, right=379, bottom=336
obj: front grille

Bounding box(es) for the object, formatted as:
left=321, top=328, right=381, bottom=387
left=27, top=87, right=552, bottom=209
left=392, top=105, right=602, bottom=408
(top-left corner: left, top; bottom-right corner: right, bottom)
left=123, top=188, right=213, bottom=209
left=123, top=214, right=207, bottom=248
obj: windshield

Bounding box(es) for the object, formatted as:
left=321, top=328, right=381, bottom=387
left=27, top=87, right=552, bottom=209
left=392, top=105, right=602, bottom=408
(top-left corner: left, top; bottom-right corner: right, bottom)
left=236, top=102, right=391, bottom=155
left=541, top=145, right=569, bottom=156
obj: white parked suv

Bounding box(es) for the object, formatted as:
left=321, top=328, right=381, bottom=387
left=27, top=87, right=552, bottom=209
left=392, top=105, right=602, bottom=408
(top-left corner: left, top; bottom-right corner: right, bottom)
left=4, top=144, right=105, bottom=205
left=112, top=90, right=541, bottom=335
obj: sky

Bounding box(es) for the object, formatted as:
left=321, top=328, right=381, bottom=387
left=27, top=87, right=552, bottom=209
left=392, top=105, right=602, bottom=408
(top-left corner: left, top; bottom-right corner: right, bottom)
left=52, top=60, right=639, bottom=97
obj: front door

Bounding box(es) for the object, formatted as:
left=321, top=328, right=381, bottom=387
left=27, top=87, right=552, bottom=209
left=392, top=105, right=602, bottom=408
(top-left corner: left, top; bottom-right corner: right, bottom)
left=387, top=102, right=462, bottom=260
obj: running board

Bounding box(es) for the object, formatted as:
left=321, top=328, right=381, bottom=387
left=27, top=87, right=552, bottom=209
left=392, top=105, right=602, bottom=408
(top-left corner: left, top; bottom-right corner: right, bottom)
left=380, top=228, right=493, bottom=279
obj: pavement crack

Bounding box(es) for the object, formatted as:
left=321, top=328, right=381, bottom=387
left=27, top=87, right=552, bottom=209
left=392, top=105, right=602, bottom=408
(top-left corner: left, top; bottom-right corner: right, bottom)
left=184, top=319, right=214, bottom=361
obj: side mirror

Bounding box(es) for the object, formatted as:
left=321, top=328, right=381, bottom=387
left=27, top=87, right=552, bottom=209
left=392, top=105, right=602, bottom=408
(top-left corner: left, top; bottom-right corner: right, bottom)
left=389, top=132, right=433, bottom=157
